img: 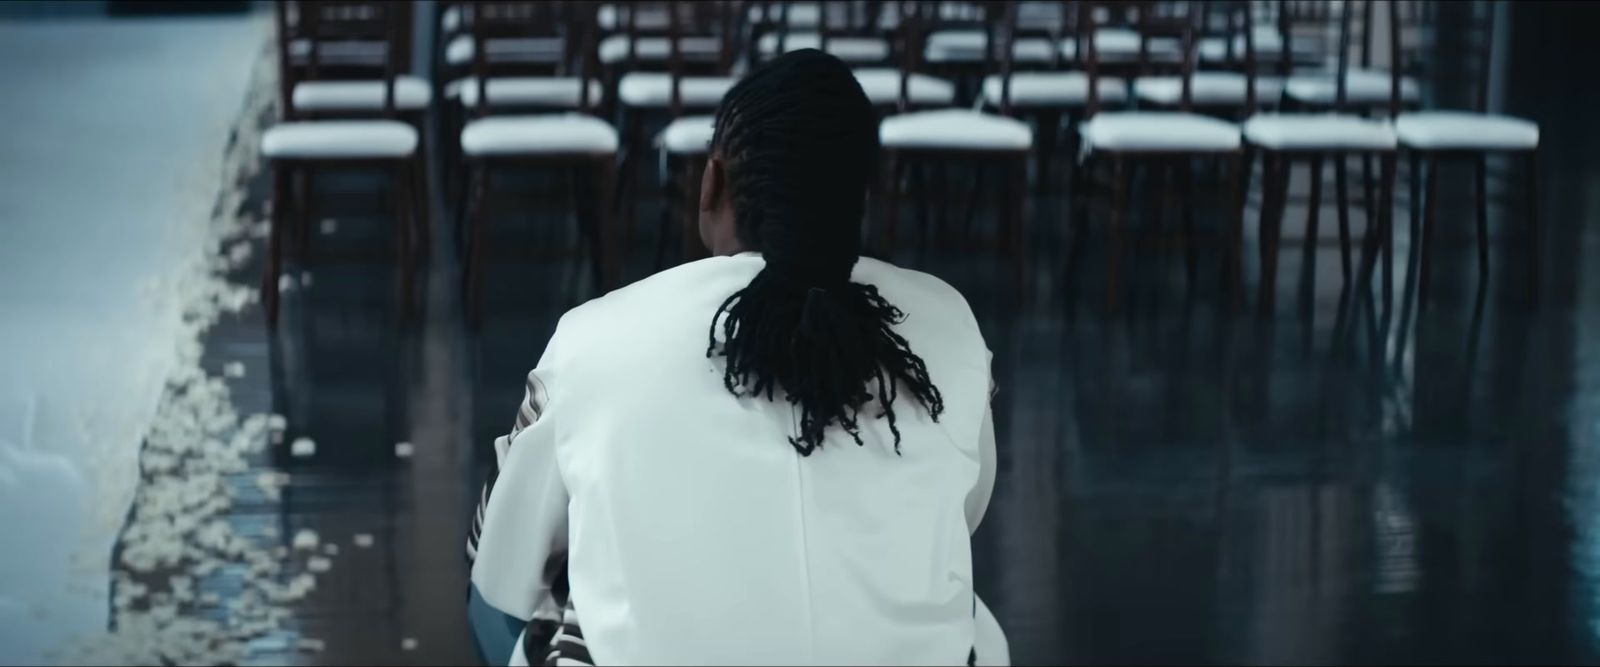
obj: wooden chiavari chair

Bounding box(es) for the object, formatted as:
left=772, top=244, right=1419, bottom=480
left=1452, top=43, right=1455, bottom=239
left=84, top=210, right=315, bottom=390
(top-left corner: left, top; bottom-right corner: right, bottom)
left=261, top=0, right=429, bottom=327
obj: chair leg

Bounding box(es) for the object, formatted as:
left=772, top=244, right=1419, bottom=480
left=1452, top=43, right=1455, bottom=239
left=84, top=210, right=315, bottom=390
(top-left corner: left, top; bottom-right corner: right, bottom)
left=680, top=157, right=703, bottom=263
left=929, top=160, right=948, bottom=250
left=1223, top=154, right=1245, bottom=311
left=1259, top=154, right=1287, bottom=314
left=1524, top=150, right=1540, bottom=302
left=911, top=161, right=929, bottom=248
left=881, top=151, right=902, bottom=254
left=1107, top=155, right=1129, bottom=313
left=410, top=155, right=431, bottom=264
left=464, top=166, right=490, bottom=329
left=393, top=163, right=415, bottom=324
left=1066, top=155, right=1092, bottom=289
left=616, top=111, right=642, bottom=248
left=1474, top=153, right=1490, bottom=281
left=1360, top=151, right=1385, bottom=304
left=1407, top=151, right=1422, bottom=280
left=1035, top=111, right=1060, bottom=194
left=293, top=167, right=311, bottom=258
left=1335, top=154, right=1353, bottom=283
left=1417, top=155, right=1439, bottom=311
left=262, top=163, right=287, bottom=328
left=593, top=158, right=619, bottom=292
left=1378, top=153, right=1398, bottom=313
left=654, top=155, right=676, bottom=272
left=1361, top=152, right=1377, bottom=236
left=1301, top=156, right=1324, bottom=301
left=961, top=165, right=986, bottom=249
left=1177, top=157, right=1197, bottom=284
left=1003, top=157, right=1026, bottom=301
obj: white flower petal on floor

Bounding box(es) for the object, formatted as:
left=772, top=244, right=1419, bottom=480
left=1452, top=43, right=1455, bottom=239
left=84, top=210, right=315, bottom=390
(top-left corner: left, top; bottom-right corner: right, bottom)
left=401, top=637, right=418, bottom=651
left=56, top=44, right=341, bottom=663
left=352, top=533, right=374, bottom=549
left=289, top=437, right=315, bottom=458
left=394, top=441, right=414, bottom=458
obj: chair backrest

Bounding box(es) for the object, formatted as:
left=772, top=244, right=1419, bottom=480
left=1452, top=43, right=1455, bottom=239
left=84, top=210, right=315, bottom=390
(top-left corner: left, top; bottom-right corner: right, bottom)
left=622, top=1, right=741, bottom=116
left=1079, top=1, right=1200, bottom=116
left=1200, top=0, right=1265, bottom=114
left=1411, top=0, right=1490, bottom=112
left=764, top=1, right=883, bottom=59
left=1253, top=0, right=1403, bottom=116
left=889, top=0, right=937, bottom=113
left=992, top=0, right=1075, bottom=76
left=465, top=1, right=598, bottom=118
left=991, top=1, right=1074, bottom=115
left=611, top=1, right=741, bottom=72
left=276, top=0, right=411, bottom=120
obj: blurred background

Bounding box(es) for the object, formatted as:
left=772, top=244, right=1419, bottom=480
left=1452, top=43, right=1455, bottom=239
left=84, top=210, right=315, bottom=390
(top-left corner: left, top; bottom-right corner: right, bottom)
left=2, top=0, right=1600, bottom=664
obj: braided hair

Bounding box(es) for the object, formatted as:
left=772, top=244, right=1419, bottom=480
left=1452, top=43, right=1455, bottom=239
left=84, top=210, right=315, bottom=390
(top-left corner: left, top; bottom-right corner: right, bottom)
left=705, top=49, right=943, bottom=456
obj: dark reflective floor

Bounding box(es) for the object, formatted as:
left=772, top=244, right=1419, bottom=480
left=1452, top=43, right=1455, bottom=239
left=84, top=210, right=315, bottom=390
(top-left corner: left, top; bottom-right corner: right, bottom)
left=110, top=3, right=1600, bottom=664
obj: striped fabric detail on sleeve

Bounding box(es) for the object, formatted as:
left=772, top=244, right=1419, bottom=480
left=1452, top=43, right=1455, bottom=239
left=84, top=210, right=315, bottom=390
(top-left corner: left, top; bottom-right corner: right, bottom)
left=535, top=603, right=592, bottom=666
left=466, top=370, right=550, bottom=562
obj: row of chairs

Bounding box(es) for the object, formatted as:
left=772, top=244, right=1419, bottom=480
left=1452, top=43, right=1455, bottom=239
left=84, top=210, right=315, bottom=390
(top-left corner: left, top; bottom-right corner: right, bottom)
left=257, top=0, right=1541, bottom=327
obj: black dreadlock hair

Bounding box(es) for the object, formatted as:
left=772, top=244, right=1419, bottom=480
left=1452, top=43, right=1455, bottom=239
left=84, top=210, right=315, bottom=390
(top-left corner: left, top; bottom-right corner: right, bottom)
left=704, top=49, right=943, bottom=457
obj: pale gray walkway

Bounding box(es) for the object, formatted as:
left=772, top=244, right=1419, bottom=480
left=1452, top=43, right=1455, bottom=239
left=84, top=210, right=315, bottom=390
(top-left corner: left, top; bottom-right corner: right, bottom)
left=0, top=13, right=266, bottom=663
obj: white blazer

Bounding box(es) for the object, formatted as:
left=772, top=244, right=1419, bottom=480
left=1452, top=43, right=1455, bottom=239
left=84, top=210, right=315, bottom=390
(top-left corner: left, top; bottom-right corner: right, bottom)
left=472, top=253, right=1003, bottom=665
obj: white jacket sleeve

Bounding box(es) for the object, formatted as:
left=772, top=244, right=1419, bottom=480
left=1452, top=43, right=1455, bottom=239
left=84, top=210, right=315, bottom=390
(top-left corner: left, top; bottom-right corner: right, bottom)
left=470, top=327, right=571, bottom=623
left=965, top=353, right=998, bottom=534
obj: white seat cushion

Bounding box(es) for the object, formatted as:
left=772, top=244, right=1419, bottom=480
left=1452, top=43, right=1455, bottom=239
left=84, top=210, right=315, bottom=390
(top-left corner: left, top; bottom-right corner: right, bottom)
left=261, top=120, right=418, bottom=159
left=757, top=32, right=890, bottom=63
left=658, top=115, right=716, bottom=154
left=292, top=76, right=431, bottom=112
left=598, top=35, right=725, bottom=64
left=1395, top=111, right=1539, bottom=151
left=1133, top=73, right=1284, bottom=107
left=924, top=30, right=1056, bottom=64
left=445, top=35, right=566, bottom=67
left=980, top=72, right=1127, bottom=107
left=1062, top=29, right=1183, bottom=62
left=447, top=77, right=603, bottom=109
left=1284, top=68, right=1420, bottom=105
left=1242, top=113, right=1397, bottom=150
left=460, top=114, right=619, bottom=156
left=852, top=69, right=956, bottom=107
left=880, top=109, right=1033, bottom=151
left=617, top=72, right=736, bottom=109
left=1080, top=112, right=1241, bottom=152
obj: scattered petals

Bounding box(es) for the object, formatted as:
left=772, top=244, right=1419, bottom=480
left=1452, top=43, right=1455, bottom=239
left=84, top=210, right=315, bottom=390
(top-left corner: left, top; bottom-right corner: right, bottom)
left=289, top=437, right=315, bottom=458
